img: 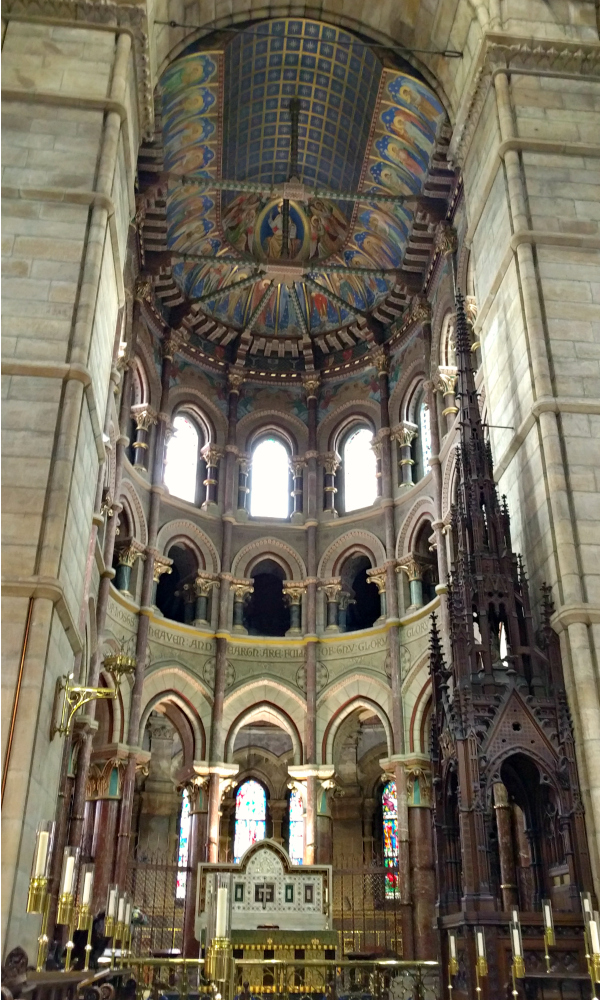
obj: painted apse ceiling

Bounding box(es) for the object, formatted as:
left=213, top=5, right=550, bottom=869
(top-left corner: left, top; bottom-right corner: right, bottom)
left=152, top=19, right=451, bottom=373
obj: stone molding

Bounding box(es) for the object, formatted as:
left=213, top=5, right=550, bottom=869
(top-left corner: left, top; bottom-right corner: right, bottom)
left=449, top=32, right=600, bottom=166
left=2, top=574, right=82, bottom=654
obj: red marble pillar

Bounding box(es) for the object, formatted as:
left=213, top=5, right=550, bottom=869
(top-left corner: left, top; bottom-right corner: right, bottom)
left=183, top=785, right=207, bottom=957
left=92, top=798, right=119, bottom=910
left=409, top=806, right=436, bottom=959
left=493, top=782, right=519, bottom=911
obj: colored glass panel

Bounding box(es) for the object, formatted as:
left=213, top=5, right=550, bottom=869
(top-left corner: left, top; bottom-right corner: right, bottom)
left=382, top=780, right=399, bottom=898
left=234, top=780, right=267, bottom=862
left=176, top=789, right=191, bottom=899
left=288, top=787, right=304, bottom=865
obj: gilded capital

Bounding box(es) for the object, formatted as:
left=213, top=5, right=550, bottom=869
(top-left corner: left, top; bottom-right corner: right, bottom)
left=282, top=581, right=306, bottom=606
left=320, top=578, right=342, bottom=602
left=228, top=369, right=245, bottom=393
left=162, top=333, right=182, bottom=361
left=409, top=294, right=432, bottom=325
left=134, top=275, right=153, bottom=302
left=396, top=554, right=427, bottom=583
left=194, top=572, right=219, bottom=598
left=370, top=347, right=388, bottom=374
left=116, top=540, right=145, bottom=568
left=231, top=578, right=254, bottom=602
left=366, top=566, right=387, bottom=594
left=201, top=443, right=224, bottom=467
left=434, top=366, right=458, bottom=396
left=319, top=451, right=341, bottom=476
left=302, top=374, right=320, bottom=399
left=391, top=422, right=418, bottom=448
left=434, top=221, right=458, bottom=258
left=153, top=554, right=173, bottom=583
left=131, top=403, right=158, bottom=432
left=290, top=457, right=306, bottom=478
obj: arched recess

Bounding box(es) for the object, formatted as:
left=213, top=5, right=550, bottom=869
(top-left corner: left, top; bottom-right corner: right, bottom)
left=441, top=445, right=459, bottom=520
left=237, top=409, right=308, bottom=455
left=231, top=538, right=306, bottom=581
left=225, top=702, right=303, bottom=765
left=318, top=399, right=379, bottom=455
left=409, top=678, right=432, bottom=754
left=133, top=335, right=162, bottom=409
left=156, top=519, right=220, bottom=573
left=322, top=696, right=393, bottom=765
left=120, top=479, right=148, bottom=546
left=318, top=530, right=386, bottom=579
left=167, top=385, right=223, bottom=443
left=139, top=689, right=206, bottom=765
left=222, top=679, right=307, bottom=752
left=140, top=664, right=213, bottom=749
left=396, top=496, right=437, bottom=559
left=97, top=635, right=125, bottom=742
left=389, top=357, right=426, bottom=426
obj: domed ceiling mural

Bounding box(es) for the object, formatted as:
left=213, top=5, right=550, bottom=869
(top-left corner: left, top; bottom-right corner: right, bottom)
left=158, top=18, right=447, bottom=357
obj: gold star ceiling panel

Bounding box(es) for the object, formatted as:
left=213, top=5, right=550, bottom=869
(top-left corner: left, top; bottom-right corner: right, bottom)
left=160, top=19, right=446, bottom=356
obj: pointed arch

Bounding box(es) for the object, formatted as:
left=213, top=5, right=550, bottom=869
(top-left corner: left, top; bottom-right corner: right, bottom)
left=321, top=695, right=393, bottom=764
left=225, top=701, right=303, bottom=765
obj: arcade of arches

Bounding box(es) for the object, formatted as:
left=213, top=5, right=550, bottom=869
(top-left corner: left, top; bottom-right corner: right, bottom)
left=2, top=0, right=600, bottom=995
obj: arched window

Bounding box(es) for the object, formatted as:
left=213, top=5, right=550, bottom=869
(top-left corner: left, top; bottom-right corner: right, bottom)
left=234, top=779, right=267, bottom=862
left=288, top=787, right=304, bottom=865
left=343, top=427, right=377, bottom=512
left=250, top=438, right=290, bottom=519
left=382, top=780, right=399, bottom=898
left=419, top=401, right=432, bottom=474
left=176, top=788, right=191, bottom=899
left=164, top=413, right=202, bottom=503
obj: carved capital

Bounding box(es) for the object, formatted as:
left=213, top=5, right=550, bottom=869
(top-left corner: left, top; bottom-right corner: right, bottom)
left=434, top=365, right=458, bottom=396
left=320, top=578, right=342, bottom=603
left=435, top=221, right=458, bottom=258
left=396, top=554, right=427, bottom=582
left=302, top=375, right=320, bottom=399
left=370, top=347, right=388, bottom=374
left=134, top=275, right=153, bottom=303
left=116, top=539, right=145, bottom=568
left=465, top=295, right=478, bottom=328
left=319, top=451, right=341, bottom=476
left=409, top=294, right=432, bottom=325
left=201, top=443, right=224, bottom=468
left=366, top=566, right=387, bottom=594
left=162, top=333, right=182, bottom=361
left=131, top=403, right=158, bottom=432
left=152, top=554, right=173, bottom=584
left=370, top=439, right=383, bottom=460
left=337, top=591, right=355, bottom=612
left=227, top=369, right=245, bottom=393
left=290, top=457, right=306, bottom=478
left=194, top=572, right=219, bottom=597
left=391, top=422, right=418, bottom=448
left=282, top=581, right=306, bottom=606
left=238, top=453, right=251, bottom=475
left=231, top=578, right=254, bottom=602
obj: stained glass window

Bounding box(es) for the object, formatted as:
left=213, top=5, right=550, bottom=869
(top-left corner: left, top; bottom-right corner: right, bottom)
left=288, top=787, right=304, bottom=865
left=176, top=789, right=191, bottom=899
left=164, top=414, right=199, bottom=503
left=420, top=402, right=432, bottom=474
left=344, top=427, right=377, bottom=512
left=234, top=780, right=267, bottom=862
left=382, top=780, right=399, bottom=898
left=250, top=439, right=289, bottom=518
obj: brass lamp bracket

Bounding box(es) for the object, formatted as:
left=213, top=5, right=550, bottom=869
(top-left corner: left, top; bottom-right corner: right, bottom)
left=51, top=674, right=117, bottom=739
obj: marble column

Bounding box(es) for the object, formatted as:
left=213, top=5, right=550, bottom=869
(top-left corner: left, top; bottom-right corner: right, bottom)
left=392, top=423, right=418, bottom=487
left=321, top=579, right=342, bottom=631
left=91, top=797, right=119, bottom=912
left=183, top=780, right=208, bottom=957
left=397, top=556, right=425, bottom=610
left=68, top=283, right=145, bottom=857
left=192, top=573, right=218, bottom=626
left=201, top=444, right=223, bottom=509
left=114, top=541, right=143, bottom=594
left=366, top=567, right=387, bottom=620
left=303, top=374, right=320, bottom=865
left=435, top=367, right=459, bottom=434
left=150, top=554, right=173, bottom=607
left=207, top=370, right=244, bottom=861
left=237, top=454, right=250, bottom=514
left=407, top=765, right=436, bottom=960
left=231, top=579, right=254, bottom=632
left=283, top=582, right=304, bottom=635
left=320, top=451, right=340, bottom=518
left=130, top=403, right=157, bottom=470
left=113, top=331, right=176, bottom=885
left=290, top=457, right=305, bottom=521
left=337, top=592, right=353, bottom=632
left=493, top=781, right=519, bottom=911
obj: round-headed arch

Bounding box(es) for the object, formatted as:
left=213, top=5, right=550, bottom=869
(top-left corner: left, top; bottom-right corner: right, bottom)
left=231, top=538, right=306, bottom=581
left=322, top=696, right=393, bottom=765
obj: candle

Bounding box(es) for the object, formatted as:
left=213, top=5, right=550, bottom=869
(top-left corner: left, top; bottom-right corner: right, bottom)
left=215, top=886, right=228, bottom=938
left=117, top=896, right=125, bottom=924
left=108, top=888, right=117, bottom=918
left=584, top=897, right=592, bottom=914
left=62, top=856, right=75, bottom=895
left=82, top=871, right=93, bottom=906
left=590, top=919, right=600, bottom=955
left=544, top=903, right=552, bottom=930
left=125, top=902, right=131, bottom=926
left=449, top=935, right=456, bottom=959
left=512, top=908, right=519, bottom=926
left=34, top=831, right=49, bottom=878
left=512, top=927, right=521, bottom=958
left=476, top=931, right=485, bottom=958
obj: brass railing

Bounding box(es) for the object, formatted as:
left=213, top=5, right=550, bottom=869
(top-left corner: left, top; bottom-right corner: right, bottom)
left=127, top=957, right=440, bottom=1000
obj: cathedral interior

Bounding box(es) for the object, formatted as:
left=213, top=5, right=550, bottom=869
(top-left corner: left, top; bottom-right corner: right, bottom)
left=2, top=0, right=600, bottom=998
